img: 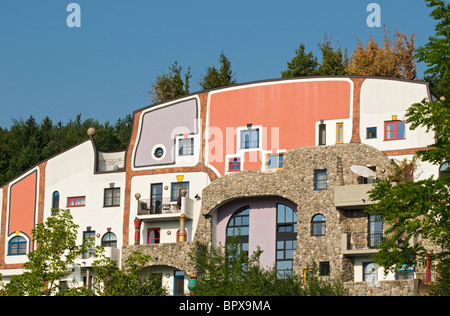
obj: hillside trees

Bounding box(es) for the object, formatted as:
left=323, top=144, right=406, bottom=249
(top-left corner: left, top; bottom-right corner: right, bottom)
left=0, top=114, right=132, bottom=186
left=282, top=30, right=415, bottom=79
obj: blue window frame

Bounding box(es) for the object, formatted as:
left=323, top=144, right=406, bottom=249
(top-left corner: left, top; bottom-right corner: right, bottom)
left=226, top=207, right=250, bottom=258
left=174, top=270, right=185, bottom=296
left=179, top=138, right=194, bottom=156
left=171, top=182, right=189, bottom=201
left=396, top=265, right=415, bottom=280
left=276, top=204, right=297, bottom=278
left=52, top=191, right=60, bottom=209
left=8, top=236, right=27, bottom=255
left=367, top=127, right=377, bottom=139
left=314, top=169, right=327, bottom=190
left=240, top=129, right=259, bottom=149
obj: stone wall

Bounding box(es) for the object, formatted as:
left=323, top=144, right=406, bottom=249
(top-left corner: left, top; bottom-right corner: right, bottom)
left=344, top=279, right=419, bottom=296
left=195, top=143, right=394, bottom=280
left=123, top=143, right=420, bottom=295
left=122, top=242, right=197, bottom=275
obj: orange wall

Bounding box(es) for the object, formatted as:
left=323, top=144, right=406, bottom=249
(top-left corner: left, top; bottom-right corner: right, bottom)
left=9, top=171, right=37, bottom=244
left=208, top=80, right=352, bottom=175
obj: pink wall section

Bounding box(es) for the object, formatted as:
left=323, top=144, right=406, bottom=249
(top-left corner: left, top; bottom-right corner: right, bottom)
left=9, top=171, right=37, bottom=243
left=216, top=197, right=297, bottom=270
left=208, top=80, right=352, bottom=175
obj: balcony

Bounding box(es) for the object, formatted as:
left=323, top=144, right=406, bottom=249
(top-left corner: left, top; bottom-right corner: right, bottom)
left=341, top=232, right=382, bottom=256
left=96, top=151, right=125, bottom=172
left=137, top=197, right=194, bottom=222
left=334, top=184, right=375, bottom=209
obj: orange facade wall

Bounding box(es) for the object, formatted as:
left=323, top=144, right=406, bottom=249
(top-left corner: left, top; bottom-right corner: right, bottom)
left=208, top=80, right=352, bottom=175
left=8, top=171, right=37, bottom=244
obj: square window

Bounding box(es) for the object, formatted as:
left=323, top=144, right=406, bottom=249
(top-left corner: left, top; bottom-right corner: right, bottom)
left=240, top=129, right=259, bottom=149
left=104, top=188, right=120, bottom=207
left=229, top=158, right=241, bottom=172
left=384, top=121, right=405, bottom=140
left=267, top=153, right=284, bottom=170
left=171, top=182, right=189, bottom=201
left=314, top=169, right=327, bottom=190
left=179, top=138, right=194, bottom=156
left=319, top=261, right=330, bottom=276
left=367, top=127, right=377, bottom=139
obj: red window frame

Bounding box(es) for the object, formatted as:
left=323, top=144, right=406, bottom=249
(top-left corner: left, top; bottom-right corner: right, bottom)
left=229, top=158, right=241, bottom=172
left=147, top=228, right=160, bottom=244
left=177, top=229, right=188, bottom=242
left=67, top=196, right=86, bottom=207
left=384, top=120, right=405, bottom=140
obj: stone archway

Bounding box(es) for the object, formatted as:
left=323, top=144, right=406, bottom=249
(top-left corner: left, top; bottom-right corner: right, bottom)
left=193, top=143, right=393, bottom=278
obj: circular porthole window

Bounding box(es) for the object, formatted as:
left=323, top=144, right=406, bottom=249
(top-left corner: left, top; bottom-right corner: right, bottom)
left=152, top=144, right=166, bottom=160
left=154, top=147, right=164, bottom=158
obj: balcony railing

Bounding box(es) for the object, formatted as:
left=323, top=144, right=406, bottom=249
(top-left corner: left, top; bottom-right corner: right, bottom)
left=341, top=232, right=383, bottom=256
left=137, top=197, right=194, bottom=220
left=97, top=158, right=125, bottom=172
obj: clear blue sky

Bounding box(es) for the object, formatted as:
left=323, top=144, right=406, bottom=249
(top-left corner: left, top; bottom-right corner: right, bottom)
left=0, top=0, right=438, bottom=128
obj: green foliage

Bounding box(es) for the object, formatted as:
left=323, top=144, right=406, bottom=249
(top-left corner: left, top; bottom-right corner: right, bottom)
left=316, top=36, right=349, bottom=76
left=428, top=257, right=450, bottom=296
left=200, top=51, right=237, bottom=90
left=188, top=240, right=346, bottom=296
left=281, top=43, right=319, bottom=78
left=0, top=114, right=132, bottom=186
left=149, top=61, right=191, bottom=103
left=2, top=209, right=92, bottom=296
left=92, top=250, right=167, bottom=296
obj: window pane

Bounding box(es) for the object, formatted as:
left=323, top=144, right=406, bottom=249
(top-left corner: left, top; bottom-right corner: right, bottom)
left=396, top=121, right=405, bottom=139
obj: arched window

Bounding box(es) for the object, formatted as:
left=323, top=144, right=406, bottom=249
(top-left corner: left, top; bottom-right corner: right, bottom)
left=52, top=191, right=60, bottom=209
left=226, top=206, right=249, bottom=256
left=311, top=214, right=326, bottom=236
left=101, top=232, right=117, bottom=248
left=439, top=162, right=449, bottom=178
left=8, top=236, right=27, bottom=255
left=276, top=204, right=297, bottom=277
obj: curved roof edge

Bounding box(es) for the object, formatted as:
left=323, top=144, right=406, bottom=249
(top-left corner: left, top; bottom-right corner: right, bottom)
left=134, top=75, right=430, bottom=115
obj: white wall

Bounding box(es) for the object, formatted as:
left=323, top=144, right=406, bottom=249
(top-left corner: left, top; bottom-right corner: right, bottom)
left=44, top=140, right=125, bottom=261
left=129, top=172, right=210, bottom=244
left=360, top=79, right=434, bottom=152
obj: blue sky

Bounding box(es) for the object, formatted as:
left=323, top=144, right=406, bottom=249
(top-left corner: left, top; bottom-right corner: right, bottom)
left=0, top=0, right=438, bottom=128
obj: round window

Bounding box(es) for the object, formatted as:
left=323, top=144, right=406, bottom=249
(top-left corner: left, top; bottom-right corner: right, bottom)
left=154, top=147, right=164, bottom=158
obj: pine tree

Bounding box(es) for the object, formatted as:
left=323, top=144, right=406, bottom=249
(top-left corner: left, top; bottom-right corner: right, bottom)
left=149, top=61, right=191, bottom=103
left=281, top=44, right=319, bottom=78
left=199, top=51, right=237, bottom=90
